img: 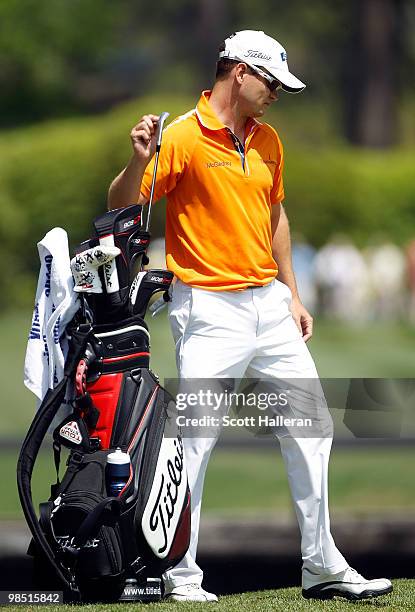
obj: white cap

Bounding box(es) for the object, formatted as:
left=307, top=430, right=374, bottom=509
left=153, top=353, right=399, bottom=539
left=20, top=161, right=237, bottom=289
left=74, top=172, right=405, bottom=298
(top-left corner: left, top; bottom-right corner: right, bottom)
left=219, top=30, right=306, bottom=94
left=107, top=448, right=131, bottom=465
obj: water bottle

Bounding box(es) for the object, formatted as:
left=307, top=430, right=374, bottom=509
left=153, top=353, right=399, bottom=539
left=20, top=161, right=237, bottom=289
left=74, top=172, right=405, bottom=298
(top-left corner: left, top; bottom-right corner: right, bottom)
left=105, top=448, right=131, bottom=497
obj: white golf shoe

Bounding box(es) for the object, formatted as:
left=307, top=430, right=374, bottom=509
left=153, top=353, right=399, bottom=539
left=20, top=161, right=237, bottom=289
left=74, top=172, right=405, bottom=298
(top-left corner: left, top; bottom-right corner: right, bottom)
left=302, top=566, right=393, bottom=600
left=164, top=583, right=218, bottom=602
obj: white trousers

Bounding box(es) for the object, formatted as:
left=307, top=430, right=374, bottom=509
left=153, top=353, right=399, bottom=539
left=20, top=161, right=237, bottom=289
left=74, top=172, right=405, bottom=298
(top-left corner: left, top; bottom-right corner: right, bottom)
left=163, top=279, right=348, bottom=589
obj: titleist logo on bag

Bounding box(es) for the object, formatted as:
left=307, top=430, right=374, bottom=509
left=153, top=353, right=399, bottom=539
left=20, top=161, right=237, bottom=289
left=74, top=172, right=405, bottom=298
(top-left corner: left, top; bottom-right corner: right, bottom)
left=56, top=534, right=100, bottom=549
left=142, top=436, right=187, bottom=557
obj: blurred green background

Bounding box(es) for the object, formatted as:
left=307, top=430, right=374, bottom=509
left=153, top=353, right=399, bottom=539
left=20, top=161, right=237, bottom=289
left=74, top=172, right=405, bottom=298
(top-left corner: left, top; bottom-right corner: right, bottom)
left=0, top=0, right=414, bottom=541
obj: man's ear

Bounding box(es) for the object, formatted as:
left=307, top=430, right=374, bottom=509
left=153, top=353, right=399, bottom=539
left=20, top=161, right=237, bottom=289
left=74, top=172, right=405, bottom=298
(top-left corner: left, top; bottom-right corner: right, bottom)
left=234, top=63, right=247, bottom=85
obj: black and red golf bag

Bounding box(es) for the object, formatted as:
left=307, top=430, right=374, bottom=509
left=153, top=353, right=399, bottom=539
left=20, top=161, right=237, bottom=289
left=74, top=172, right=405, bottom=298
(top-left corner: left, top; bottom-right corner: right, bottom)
left=17, top=205, right=191, bottom=602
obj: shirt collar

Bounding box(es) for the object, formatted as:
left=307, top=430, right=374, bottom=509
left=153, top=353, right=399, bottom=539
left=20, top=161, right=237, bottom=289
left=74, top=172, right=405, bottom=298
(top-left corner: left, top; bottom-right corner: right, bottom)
left=196, top=90, right=260, bottom=135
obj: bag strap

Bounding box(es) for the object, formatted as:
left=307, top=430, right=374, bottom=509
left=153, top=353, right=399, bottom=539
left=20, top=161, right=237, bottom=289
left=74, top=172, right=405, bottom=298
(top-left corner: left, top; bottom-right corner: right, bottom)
left=17, top=323, right=92, bottom=598
left=39, top=501, right=56, bottom=549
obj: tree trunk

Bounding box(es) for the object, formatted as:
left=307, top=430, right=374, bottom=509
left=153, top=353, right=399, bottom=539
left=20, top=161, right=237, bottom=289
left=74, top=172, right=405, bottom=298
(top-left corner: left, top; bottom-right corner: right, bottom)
left=194, top=0, right=230, bottom=89
left=343, top=0, right=403, bottom=147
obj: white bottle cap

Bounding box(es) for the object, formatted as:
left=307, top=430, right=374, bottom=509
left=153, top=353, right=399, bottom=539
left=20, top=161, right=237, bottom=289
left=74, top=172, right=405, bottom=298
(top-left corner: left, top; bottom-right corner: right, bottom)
left=107, top=447, right=131, bottom=465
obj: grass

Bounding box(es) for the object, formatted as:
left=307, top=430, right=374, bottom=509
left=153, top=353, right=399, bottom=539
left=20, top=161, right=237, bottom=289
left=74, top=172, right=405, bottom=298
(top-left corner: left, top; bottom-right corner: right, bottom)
left=2, top=310, right=414, bottom=518
left=2, top=311, right=415, bottom=438
left=1, top=579, right=413, bottom=611
left=2, top=317, right=414, bottom=609
left=2, top=447, right=414, bottom=519
left=310, top=322, right=415, bottom=379
left=204, top=447, right=415, bottom=517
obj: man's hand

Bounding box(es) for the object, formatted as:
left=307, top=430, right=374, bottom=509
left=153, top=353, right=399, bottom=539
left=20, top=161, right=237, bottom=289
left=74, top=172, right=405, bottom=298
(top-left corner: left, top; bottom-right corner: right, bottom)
left=108, top=113, right=159, bottom=209
left=290, top=296, right=313, bottom=342
left=130, top=114, right=160, bottom=164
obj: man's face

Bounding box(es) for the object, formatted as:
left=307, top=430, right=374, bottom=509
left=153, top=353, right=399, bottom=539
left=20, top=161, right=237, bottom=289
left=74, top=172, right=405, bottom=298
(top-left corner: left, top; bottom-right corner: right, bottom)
left=237, top=64, right=280, bottom=117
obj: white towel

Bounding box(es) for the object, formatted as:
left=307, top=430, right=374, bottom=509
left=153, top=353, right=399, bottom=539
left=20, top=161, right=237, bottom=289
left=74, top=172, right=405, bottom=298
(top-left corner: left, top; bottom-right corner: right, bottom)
left=24, top=228, right=80, bottom=402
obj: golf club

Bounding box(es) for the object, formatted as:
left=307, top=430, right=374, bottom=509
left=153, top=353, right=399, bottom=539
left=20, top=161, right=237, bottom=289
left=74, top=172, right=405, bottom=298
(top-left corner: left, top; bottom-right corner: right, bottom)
left=145, top=111, right=169, bottom=232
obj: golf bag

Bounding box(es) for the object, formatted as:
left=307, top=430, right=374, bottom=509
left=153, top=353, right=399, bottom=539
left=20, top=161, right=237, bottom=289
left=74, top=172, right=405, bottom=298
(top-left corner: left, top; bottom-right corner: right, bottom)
left=17, top=204, right=191, bottom=602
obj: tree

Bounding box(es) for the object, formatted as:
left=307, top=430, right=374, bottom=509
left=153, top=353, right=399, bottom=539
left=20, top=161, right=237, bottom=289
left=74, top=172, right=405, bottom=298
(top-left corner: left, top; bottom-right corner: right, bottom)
left=0, top=0, right=124, bottom=126
left=342, top=0, right=404, bottom=147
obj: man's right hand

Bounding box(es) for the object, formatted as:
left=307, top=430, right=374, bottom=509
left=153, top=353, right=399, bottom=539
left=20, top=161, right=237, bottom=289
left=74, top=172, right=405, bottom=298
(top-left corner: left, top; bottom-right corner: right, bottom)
left=108, top=113, right=160, bottom=210
left=130, top=114, right=160, bottom=165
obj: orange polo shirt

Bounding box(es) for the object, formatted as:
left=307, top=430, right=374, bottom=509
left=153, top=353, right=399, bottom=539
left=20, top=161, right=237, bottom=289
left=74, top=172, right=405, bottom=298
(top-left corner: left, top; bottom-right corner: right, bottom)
left=140, top=90, right=285, bottom=291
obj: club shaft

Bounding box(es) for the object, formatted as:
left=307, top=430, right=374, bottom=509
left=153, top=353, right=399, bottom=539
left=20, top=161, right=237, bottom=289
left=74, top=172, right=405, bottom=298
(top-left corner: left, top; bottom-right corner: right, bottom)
left=145, top=149, right=160, bottom=232
left=145, top=111, right=169, bottom=233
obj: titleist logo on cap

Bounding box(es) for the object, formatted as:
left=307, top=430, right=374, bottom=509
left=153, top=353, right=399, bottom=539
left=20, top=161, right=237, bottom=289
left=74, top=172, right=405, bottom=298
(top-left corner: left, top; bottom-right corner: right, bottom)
left=244, top=50, right=272, bottom=61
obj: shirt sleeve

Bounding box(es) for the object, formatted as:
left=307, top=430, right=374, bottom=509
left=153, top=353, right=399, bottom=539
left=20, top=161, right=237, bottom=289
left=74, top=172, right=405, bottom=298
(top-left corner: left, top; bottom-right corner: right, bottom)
left=270, top=131, right=285, bottom=205
left=140, top=122, right=190, bottom=203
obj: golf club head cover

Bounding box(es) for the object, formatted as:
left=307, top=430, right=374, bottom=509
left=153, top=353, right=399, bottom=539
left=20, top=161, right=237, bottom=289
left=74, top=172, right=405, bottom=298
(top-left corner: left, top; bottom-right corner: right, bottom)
left=93, top=205, right=150, bottom=310
left=129, top=269, right=173, bottom=317
left=71, top=245, right=120, bottom=293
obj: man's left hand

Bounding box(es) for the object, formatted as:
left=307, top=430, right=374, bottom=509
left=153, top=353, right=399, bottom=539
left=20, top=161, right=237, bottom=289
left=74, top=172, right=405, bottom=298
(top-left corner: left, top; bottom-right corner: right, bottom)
left=290, top=297, right=313, bottom=342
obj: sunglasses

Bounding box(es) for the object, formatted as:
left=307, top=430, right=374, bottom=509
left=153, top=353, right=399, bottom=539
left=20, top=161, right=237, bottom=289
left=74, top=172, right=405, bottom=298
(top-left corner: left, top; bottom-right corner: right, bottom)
left=246, top=64, right=282, bottom=92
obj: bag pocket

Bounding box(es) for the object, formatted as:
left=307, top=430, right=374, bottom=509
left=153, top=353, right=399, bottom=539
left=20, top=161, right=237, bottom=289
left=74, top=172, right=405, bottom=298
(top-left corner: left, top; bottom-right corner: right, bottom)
left=51, top=490, right=124, bottom=579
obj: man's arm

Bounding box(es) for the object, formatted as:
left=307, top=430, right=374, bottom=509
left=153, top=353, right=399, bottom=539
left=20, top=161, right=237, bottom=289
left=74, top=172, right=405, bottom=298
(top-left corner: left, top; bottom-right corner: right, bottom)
left=271, top=204, right=313, bottom=342
left=108, top=114, right=159, bottom=210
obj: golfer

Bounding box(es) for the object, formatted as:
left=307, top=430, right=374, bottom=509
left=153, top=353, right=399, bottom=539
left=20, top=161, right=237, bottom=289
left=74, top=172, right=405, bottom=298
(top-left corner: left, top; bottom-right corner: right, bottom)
left=108, top=30, right=392, bottom=602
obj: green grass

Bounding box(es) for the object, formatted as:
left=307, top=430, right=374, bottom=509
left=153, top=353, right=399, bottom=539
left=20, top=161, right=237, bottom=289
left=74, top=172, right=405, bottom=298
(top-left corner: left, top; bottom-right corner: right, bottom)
left=1, top=579, right=413, bottom=611
left=204, top=447, right=415, bottom=517
left=2, top=312, right=415, bottom=438
left=2, top=311, right=414, bottom=519
left=311, top=322, right=415, bottom=379
left=2, top=447, right=414, bottom=519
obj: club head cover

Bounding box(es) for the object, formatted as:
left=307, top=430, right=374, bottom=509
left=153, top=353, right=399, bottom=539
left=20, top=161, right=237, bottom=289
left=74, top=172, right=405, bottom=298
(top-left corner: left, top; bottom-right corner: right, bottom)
left=71, top=246, right=120, bottom=293
left=93, top=206, right=150, bottom=308
left=129, top=269, right=173, bottom=317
